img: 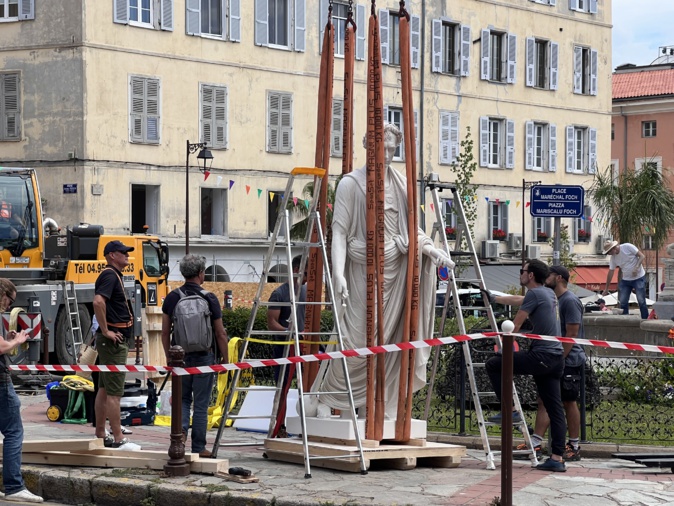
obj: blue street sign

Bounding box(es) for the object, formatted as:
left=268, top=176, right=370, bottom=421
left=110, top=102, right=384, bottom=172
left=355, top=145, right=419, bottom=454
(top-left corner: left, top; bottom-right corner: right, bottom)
left=529, top=185, right=584, bottom=218
left=63, top=184, right=77, bottom=194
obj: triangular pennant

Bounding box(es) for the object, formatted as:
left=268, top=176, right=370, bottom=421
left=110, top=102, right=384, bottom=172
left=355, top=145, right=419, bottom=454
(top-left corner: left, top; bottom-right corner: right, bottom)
left=495, top=198, right=500, bottom=204
left=516, top=200, right=521, bottom=208
left=293, top=197, right=298, bottom=206
left=506, top=200, right=510, bottom=205
left=203, top=170, right=210, bottom=181
left=526, top=202, right=530, bottom=207
left=473, top=195, right=478, bottom=201
left=430, top=203, right=434, bottom=212
left=229, top=180, right=235, bottom=190
left=269, top=192, right=275, bottom=202
left=588, top=216, right=593, bottom=223
left=304, top=199, right=310, bottom=209
left=327, top=203, right=333, bottom=212
left=246, top=185, right=251, bottom=194
left=257, top=189, right=262, bottom=198
left=420, top=205, right=425, bottom=213
left=485, top=197, right=489, bottom=202
left=216, top=175, right=223, bottom=186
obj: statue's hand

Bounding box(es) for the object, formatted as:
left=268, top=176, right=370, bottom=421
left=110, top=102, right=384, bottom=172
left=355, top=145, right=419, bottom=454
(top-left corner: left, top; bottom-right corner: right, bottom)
left=432, top=249, right=455, bottom=270
left=334, top=275, right=349, bottom=300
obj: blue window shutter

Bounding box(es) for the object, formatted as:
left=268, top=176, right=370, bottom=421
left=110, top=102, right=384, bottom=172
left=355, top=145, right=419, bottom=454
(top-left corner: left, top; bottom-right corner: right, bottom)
left=113, top=0, right=128, bottom=24
left=229, top=0, right=241, bottom=42
left=255, top=0, right=269, bottom=46
left=186, top=0, right=200, bottom=35
left=161, top=0, right=173, bottom=31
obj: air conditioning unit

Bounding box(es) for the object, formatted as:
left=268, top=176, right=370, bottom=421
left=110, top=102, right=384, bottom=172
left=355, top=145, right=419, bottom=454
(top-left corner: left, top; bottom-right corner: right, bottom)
left=595, top=234, right=606, bottom=255
left=481, top=240, right=499, bottom=259
left=525, top=244, right=541, bottom=260
left=507, top=233, right=522, bottom=252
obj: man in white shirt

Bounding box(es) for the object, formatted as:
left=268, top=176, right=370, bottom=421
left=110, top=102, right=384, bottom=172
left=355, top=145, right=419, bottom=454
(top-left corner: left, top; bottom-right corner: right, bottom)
left=601, top=240, right=648, bottom=318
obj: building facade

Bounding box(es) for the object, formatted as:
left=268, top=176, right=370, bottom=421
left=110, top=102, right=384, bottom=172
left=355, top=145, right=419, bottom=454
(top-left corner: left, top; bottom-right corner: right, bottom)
left=611, top=57, right=674, bottom=299
left=0, top=0, right=612, bottom=285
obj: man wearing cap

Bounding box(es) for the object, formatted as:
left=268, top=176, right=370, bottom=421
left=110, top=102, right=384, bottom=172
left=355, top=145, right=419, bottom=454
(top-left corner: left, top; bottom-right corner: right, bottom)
left=93, top=240, right=136, bottom=449
left=601, top=240, right=648, bottom=319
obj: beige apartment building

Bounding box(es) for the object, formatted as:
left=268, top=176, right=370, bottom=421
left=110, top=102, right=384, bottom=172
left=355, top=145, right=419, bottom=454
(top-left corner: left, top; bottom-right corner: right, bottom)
left=0, top=0, right=612, bottom=285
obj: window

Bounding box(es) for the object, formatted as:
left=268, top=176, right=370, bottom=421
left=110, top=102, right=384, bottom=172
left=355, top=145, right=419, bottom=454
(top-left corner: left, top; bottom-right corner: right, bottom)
left=635, top=156, right=663, bottom=174
left=268, top=190, right=292, bottom=236
left=442, top=199, right=457, bottom=229
left=319, top=1, right=365, bottom=60
left=114, top=0, right=173, bottom=30
left=1, top=73, right=20, bottom=141
left=533, top=217, right=552, bottom=242
left=129, top=76, right=160, bottom=144
left=255, top=0, right=305, bottom=51
left=570, top=0, right=597, bottom=14
left=431, top=19, right=471, bottom=76
left=330, top=98, right=343, bottom=157
left=379, top=9, right=420, bottom=68
left=481, top=29, right=516, bottom=83
left=611, top=123, right=614, bottom=140
left=200, top=84, right=228, bottom=150
left=0, top=0, right=33, bottom=22
left=385, top=106, right=418, bottom=162
left=574, top=205, right=592, bottom=243
left=201, top=188, right=228, bottom=236
left=565, top=126, right=597, bottom=174
left=489, top=202, right=508, bottom=239
left=525, top=38, right=558, bottom=90
left=131, top=185, right=159, bottom=234
left=525, top=121, right=557, bottom=172
left=479, top=117, right=515, bottom=169
left=186, top=0, right=240, bottom=41
left=573, top=46, right=597, bottom=95
left=439, top=111, right=459, bottom=165
left=642, top=121, right=657, bottom=138
left=643, top=235, right=655, bottom=251
left=529, top=0, right=556, bottom=4
left=267, top=91, right=293, bottom=154
left=610, top=159, right=619, bottom=182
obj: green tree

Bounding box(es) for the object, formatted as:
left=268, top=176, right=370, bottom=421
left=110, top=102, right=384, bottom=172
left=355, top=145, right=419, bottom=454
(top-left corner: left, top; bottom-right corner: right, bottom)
left=450, top=127, right=478, bottom=243
left=547, top=224, right=577, bottom=271
left=588, top=162, right=674, bottom=251
left=289, top=178, right=338, bottom=240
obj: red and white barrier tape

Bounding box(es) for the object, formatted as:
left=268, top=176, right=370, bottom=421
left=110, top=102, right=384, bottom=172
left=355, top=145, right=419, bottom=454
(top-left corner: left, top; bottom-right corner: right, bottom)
left=8, top=331, right=674, bottom=376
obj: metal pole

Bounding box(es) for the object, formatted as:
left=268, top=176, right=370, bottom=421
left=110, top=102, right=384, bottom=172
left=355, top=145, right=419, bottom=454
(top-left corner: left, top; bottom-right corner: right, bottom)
left=185, top=140, right=190, bottom=254
left=501, top=332, right=514, bottom=506
left=553, top=217, right=561, bottom=266
left=580, top=361, right=587, bottom=442
left=164, top=345, right=190, bottom=476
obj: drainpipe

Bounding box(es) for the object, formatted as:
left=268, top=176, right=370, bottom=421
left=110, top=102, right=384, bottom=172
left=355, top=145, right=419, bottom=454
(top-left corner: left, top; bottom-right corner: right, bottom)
left=621, top=106, right=627, bottom=174
left=418, top=0, right=427, bottom=231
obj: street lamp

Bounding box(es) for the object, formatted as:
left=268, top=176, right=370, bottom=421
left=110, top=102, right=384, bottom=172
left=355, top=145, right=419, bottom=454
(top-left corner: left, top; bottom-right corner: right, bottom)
left=185, top=141, right=214, bottom=254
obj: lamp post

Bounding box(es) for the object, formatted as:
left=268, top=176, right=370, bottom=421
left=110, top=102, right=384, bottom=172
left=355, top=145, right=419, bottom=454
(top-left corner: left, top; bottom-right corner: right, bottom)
left=185, top=141, right=214, bottom=254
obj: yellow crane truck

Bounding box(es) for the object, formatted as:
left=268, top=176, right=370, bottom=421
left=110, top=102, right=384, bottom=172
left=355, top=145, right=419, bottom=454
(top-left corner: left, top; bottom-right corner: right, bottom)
left=0, top=168, right=169, bottom=367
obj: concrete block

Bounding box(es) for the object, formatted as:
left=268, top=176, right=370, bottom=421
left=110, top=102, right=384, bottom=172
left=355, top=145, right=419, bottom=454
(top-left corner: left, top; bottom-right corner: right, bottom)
left=41, top=470, right=92, bottom=505
left=91, top=476, right=150, bottom=506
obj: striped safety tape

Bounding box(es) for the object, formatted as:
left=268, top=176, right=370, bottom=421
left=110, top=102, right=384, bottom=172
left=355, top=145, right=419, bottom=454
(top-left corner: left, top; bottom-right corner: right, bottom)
left=8, top=331, right=674, bottom=375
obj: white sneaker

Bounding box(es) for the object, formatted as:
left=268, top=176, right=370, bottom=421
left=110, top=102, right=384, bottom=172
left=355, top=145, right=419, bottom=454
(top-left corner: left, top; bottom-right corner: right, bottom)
left=113, top=441, right=142, bottom=451
left=5, top=488, right=44, bottom=503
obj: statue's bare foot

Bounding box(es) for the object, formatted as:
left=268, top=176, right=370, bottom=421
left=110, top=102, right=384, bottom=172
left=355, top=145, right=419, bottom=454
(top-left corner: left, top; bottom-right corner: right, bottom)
left=316, top=402, right=332, bottom=419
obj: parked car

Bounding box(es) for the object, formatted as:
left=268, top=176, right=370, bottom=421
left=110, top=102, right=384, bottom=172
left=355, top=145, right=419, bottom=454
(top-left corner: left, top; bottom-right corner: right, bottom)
left=435, top=287, right=512, bottom=319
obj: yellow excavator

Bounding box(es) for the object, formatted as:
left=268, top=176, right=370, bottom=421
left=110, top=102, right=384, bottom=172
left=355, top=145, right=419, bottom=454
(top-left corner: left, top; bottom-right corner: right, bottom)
left=0, top=168, right=169, bottom=367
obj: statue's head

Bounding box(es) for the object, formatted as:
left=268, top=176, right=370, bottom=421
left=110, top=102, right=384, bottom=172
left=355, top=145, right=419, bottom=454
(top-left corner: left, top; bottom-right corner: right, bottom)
left=361, top=123, right=404, bottom=166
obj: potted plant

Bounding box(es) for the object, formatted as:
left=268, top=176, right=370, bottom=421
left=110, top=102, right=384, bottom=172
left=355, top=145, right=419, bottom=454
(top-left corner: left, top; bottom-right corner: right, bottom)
left=578, top=229, right=590, bottom=242
left=492, top=229, right=506, bottom=240
left=445, top=226, right=456, bottom=239
left=537, top=231, right=548, bottom=241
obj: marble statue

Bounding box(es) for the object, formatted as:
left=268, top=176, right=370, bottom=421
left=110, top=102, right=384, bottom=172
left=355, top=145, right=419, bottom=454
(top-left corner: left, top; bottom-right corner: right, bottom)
left=307, top=123, right=455, bottom=419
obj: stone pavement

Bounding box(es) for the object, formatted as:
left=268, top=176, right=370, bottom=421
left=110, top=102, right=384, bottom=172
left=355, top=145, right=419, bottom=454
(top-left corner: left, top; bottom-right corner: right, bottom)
left=8, top=391, right=674, bottom=505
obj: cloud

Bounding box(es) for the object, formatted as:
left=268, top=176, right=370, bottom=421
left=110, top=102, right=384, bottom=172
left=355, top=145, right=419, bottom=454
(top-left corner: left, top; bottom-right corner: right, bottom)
left=612, top=0, right=674, bottom=68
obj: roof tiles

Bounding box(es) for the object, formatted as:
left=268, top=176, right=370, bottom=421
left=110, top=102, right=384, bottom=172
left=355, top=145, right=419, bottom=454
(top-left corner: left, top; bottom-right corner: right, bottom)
left=613, top=69, right=674, bottom=99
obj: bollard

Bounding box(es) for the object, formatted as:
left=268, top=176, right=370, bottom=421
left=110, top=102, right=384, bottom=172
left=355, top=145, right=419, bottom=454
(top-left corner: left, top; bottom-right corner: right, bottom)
left=224, top=290, right=233, bottom=310
left=164, top=345, right=190, bottom=476
left=500, top=332, right=514, bottom=506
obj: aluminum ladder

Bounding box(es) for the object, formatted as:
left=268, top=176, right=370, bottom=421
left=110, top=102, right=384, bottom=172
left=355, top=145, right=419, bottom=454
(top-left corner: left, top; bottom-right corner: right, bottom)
left=210, top=167, right=366, bottom=478
left=424, top=177, right=539, bottom=470
left=63, top=281, right=84, bottom=362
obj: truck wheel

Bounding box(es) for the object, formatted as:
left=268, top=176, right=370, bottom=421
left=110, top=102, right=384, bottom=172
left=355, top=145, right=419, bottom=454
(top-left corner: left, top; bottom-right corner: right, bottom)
left=55, top=305, right=92, bottom=365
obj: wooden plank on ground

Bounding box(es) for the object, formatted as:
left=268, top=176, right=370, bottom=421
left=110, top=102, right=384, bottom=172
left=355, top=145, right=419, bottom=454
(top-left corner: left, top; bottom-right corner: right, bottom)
left=21, top=451, right=164, bottom=470
left=3, top=439, right=105, bottom=453
left=77, top=449, right=198, bottom=462
left=307, top=436, right=380, bottom=448
left=189, top=458, right=229, bottom=475
left=264, top=449, right=367, bottom=473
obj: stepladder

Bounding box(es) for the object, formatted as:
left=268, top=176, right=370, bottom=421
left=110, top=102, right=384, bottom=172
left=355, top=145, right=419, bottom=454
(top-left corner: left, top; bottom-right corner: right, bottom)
left=424, top=177, right=539, bottom=470
left=63, top=281, right=84, bottom=362
left=210, top=167, right=367, bottom=478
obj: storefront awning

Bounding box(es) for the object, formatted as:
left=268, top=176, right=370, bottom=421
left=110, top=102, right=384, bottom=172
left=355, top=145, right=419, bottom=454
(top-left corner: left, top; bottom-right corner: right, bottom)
left=571, top=266, right=615, bottom=292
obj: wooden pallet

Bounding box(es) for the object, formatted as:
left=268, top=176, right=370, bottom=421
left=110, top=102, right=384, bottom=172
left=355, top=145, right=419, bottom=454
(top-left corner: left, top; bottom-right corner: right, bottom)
left=264, top=438, right=466, bottom=472
left=4, top=439, right=228, bottom=475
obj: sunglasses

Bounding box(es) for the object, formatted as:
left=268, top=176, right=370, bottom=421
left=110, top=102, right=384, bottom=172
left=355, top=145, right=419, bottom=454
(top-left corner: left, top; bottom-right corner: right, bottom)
left=520, top=269, right=529, bottom=274
left=6, top=294, right=15, bottom=306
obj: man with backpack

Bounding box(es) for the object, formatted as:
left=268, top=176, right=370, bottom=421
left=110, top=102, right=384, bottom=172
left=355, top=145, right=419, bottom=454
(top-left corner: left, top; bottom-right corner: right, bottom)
left=161, top=255, right=228, bottom=458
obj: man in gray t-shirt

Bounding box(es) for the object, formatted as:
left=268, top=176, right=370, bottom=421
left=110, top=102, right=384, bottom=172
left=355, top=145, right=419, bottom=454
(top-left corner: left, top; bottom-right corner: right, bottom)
left=485, top=259, right=567, bottom=472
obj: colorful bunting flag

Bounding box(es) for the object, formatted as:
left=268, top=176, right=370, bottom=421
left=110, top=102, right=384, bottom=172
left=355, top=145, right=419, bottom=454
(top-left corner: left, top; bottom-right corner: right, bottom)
left=293, top=197, right=298, bottom=206
left=246, top=185, right=251, bottom=195
left=526, top=202, right=530, bottom=208
left=327, top=203, right=333, bottom=212
left=269, top=192, right=275, bottom=202
left=203, top=170, right=210, bottom=181
left=257, top=189, right=262, bottom=198
left=215, top=175, right=222, bottom=186
left=420, top=205, right=425, bottom=213
left=516, top=200, right=521, bottom=208
left=229, top=180, right=235, bottom=189
left=506, top=200, right=510, bottom=205
left=430, top=203, right=434, bottom=212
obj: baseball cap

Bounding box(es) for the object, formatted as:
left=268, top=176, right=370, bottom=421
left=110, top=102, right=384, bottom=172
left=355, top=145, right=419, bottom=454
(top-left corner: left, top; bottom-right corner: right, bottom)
left=549, top=265, right=569, bottom=282
left=104, top=240, right=134, bottom=256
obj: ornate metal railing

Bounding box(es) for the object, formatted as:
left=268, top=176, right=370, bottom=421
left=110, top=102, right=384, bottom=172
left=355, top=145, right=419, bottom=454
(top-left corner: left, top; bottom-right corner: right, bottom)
left=414, top=344, right=674, bottom=443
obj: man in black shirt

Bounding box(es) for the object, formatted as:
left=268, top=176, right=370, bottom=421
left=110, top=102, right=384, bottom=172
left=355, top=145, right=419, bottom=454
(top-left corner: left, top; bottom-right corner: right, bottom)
left=162, top=255, right=228, bottom=458
left=93, top=240, right=135, bottom=449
